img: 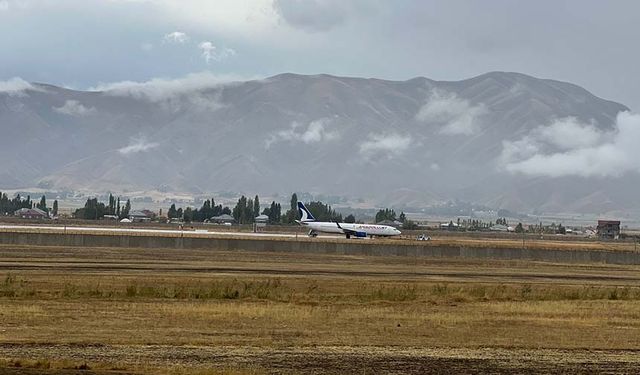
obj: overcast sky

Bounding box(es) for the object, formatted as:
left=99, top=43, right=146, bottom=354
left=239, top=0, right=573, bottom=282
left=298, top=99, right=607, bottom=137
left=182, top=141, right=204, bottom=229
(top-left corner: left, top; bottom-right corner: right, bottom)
left=1, top=0, right=639, bottom=110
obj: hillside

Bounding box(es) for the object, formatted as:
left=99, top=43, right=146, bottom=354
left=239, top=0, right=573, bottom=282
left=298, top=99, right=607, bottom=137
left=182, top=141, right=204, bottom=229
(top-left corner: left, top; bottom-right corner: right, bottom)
left=0, top=72, right=635, bottom=215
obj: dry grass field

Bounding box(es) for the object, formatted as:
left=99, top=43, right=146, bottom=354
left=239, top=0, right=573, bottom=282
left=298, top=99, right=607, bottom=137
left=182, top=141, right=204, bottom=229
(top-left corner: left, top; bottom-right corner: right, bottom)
left=1, top=243, right=640, bottom=373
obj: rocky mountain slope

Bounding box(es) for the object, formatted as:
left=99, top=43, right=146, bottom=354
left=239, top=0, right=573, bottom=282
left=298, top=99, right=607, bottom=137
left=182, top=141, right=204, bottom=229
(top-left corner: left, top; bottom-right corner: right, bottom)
left=0, top=72, right=636, bottom=215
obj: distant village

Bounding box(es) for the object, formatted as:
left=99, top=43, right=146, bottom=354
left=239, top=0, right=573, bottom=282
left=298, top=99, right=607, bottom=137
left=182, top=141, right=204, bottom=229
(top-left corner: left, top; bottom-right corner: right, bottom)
left=0, top=191, right=628, bottom=241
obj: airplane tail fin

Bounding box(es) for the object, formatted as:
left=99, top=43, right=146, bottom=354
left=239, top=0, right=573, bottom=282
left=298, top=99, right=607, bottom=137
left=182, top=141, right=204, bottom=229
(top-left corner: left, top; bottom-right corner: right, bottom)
left=297, top=202, right=316, bottom=222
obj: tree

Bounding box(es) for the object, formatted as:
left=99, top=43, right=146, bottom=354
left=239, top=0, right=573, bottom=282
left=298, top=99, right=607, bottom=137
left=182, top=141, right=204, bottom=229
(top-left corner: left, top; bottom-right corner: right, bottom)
left=290, top=193, right=297, bottom=212
left=344, top=214, right=356, bottom=223
left=399, top=212, right=406, bottom=223
left=74, top=197, right=108, bottom=219
left=375, top=208, right=396, bottom=223
left=557, top=223, right=566, bottom=235
left=403, top=220, right=419, bottom=230
left=246, top=198, right=255, bottom=223
left=253, top=195, right=260, bottom=220
left=116, top=197, right=120, bottom=218
left=304, top=201, right=342, bottom=222
left=168, top=204, right=178, bottom=219
left=183, top=207, right=193, bottom=223
left=120, top=199, right=131, bottom=219
left=263, top=201, right=281, bottom=223
left=1, top=193, right=36, bottom=215
left=52, top=200, right=58, bottom=217
left=283, top=193, right=298, bottom=224
left=232, top=196, right=249, bottom=224
left=515, top=222, right=524, bottom=233
left=36, top=195, right=47, bottom=212
left=107, top=194, right=116, bottom=215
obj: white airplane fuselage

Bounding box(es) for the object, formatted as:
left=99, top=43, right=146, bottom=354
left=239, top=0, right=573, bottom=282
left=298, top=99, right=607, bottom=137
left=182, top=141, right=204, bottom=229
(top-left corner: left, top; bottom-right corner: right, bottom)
left=300, top=221, right=401, bottom=237
left=296, top=201, right=401, bottom=238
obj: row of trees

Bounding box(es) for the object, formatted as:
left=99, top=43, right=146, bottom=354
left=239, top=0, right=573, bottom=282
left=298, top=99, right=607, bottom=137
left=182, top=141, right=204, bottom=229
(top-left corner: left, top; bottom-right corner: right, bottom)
left=0, top=193, right=58, bottom=217
left=0, top=193, right=34, bottom=215
left=167, top=198, right=232, bottom=222
left=168, top=193, right=350, bottom=225
left=73, top=194, right=130, bottom=220
left=167, top=194, right=298, bottom=224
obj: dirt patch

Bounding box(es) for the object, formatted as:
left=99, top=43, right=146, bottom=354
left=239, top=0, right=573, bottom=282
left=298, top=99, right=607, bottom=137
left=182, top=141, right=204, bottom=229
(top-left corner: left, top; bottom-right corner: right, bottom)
left=1, top=344, right=640, bottom=374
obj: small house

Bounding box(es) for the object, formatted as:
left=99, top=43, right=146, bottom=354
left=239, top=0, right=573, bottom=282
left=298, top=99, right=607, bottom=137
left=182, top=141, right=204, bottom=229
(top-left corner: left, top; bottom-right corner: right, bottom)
left=597, top=220, right=620, bottom=240
left=14, top=208, right=48, bottom=219
left=128, top=210, right=152, bottom=223
left=210, top=214, right=235, bottom=225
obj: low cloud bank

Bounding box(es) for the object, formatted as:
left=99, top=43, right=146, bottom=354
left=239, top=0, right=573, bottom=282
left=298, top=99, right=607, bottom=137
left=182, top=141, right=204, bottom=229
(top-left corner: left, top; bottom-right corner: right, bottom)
left=416, top=89, right=487, bottom=135
left=118, top=138, right=159, bottom=155
left=502, top=111, right=640, bottom=178
left=0, top=77, right=41, bottom=97
left=266, top=118, right=338, bottom=148
left=53, top=100, right=96, bottom=116
left=358, top=133, right=411, bottom=158
left=92, top=72, right=240, bottom=101
left=91, top=72, right=251, bottom=112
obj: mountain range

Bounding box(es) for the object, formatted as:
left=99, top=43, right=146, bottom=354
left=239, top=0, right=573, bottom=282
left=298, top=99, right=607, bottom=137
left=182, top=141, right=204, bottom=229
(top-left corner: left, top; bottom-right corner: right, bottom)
left=1, top=71, right=638, bottom=216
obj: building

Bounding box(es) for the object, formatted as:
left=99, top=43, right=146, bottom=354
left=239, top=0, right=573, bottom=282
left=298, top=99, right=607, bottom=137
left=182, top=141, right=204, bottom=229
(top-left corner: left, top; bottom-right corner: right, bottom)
left=489, top=224, right=509, bottom=232
left=210, top=214, right=235, bottom=224
left=440, top=221, right=459, bottom=231
left=140, top=209, right=157, bottom=219
left=128, top=210, right=152, bottom=223
left=255, top=214, right=269, bottom=223
left=14, top=208, right=48, bottom=219
left=254, top=214, right=269, bottom=232
left=377, top=219, right=403, bottom=228
left=597, top=220, right=620, bottom=240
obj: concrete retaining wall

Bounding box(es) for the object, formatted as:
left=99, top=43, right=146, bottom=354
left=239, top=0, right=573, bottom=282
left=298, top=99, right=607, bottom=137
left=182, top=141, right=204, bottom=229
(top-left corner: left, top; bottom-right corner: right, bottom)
left=1, top=231, right=639, bottom=265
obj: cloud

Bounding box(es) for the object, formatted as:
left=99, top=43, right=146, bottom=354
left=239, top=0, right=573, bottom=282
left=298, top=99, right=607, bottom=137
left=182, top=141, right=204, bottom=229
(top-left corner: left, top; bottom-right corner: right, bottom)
left=273, top=0, right=348, bottom=32
left=91, top=72, right=252, bottom=113
left=118, top=138, right=159, bottom=155
left=53, top=100, right=96, bottom=116
left=534, top=117, right=603, bottom=150
left=266, top=118, right=338, bottom=148
left=198, top=41, right=236, bottom=63
left=358, top=133, right=411, bottom=157
left=0, top=0, right=26, bottom=11
left=92, top=71, right=241, bottom=101
left=163, top=31, right=189, bottom=43
left=272, top=0, right=377, bottom=33
left=501, top=111, right=640, bottom=178
left=0, top=77, right=41, bottom=97
left=416, top=90, right=488, bottom=135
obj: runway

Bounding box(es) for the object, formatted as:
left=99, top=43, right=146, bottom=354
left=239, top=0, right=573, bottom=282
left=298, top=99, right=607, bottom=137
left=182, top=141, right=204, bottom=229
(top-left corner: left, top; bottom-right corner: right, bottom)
left=0, top=224, right=353, bottom=240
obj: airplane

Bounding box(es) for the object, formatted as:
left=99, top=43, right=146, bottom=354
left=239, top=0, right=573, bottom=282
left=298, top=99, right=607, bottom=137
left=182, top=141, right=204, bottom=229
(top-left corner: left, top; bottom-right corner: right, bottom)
left=296, top=202, right=402, bottom=239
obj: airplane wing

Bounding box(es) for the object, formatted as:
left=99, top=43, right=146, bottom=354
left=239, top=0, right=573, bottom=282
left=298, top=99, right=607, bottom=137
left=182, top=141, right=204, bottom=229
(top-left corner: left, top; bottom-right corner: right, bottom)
left=335, top=222, right=365, bottom=238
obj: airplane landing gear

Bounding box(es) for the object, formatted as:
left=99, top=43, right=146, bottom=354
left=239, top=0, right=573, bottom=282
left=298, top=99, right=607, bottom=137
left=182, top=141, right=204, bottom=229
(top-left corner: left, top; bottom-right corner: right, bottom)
left=308, top=229, right=318, bottom=237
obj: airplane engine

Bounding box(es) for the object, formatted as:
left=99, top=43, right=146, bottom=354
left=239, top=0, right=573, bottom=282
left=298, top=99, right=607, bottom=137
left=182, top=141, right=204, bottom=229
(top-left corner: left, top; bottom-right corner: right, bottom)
left=355, top=231, right=367, bottom=238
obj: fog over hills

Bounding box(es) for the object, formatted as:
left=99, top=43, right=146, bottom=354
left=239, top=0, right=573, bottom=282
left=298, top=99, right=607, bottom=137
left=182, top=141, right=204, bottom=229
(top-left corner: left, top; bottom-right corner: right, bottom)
left=1, top=72, right=639, bottom=216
